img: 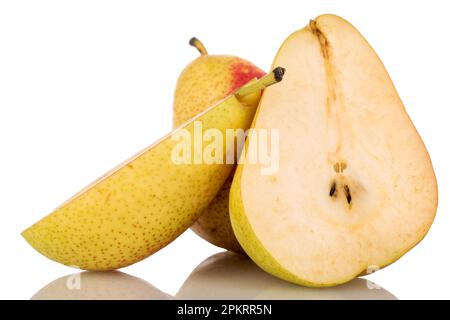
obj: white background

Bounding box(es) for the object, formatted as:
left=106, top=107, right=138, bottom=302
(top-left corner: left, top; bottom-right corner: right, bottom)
left=0, top=0, right=449, bottom=300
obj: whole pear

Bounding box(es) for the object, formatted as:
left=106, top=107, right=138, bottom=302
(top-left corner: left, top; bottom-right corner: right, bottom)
left=173, top=38, right=265, bottom=253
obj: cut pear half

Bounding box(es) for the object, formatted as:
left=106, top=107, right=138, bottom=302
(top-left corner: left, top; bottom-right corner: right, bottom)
left=230, top=14, right=437, bottom=287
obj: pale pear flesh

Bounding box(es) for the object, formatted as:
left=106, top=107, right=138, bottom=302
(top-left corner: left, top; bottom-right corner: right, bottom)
left=230, top=15, right=437, bottom=287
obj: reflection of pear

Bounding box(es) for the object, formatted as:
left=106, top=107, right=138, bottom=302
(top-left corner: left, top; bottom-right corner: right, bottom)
left=176, top=252, right=396, bottom=300
left=32, top=271, right=171, bottom=300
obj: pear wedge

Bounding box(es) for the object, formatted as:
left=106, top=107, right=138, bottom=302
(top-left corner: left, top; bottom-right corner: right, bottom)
left=22, top=68, right=284, bottom=270
left=230, top=15, right=437, bottom=287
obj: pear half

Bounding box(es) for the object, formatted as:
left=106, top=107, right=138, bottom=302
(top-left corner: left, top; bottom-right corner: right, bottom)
left=230, top=14, right=438, bottom=287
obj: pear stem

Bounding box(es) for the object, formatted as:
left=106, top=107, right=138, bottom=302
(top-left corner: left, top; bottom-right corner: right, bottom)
left=235, top=67, right=285, bottom=99
left=189, top=37, right=208, bottom=55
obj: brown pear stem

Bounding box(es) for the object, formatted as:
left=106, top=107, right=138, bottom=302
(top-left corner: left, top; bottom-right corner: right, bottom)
left=235, top=67, right=285, bottom=99
left=189, top=37, right=208, bottom=55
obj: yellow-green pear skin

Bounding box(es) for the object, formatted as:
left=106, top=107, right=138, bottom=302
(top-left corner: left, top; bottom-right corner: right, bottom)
left=174, top=38, right=265, bottom=127
left=173, top=38, right=265, bottom=253
left=22, top=69, right=283, bottom=271
left=230, top=14, right=438, bottom=287
left=188, top=176, right=243, bottom=253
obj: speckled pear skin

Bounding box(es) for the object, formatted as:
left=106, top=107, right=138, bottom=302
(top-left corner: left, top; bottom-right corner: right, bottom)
left=190, top=175, right=243, bottom=253
left=22, top=94, right=258, bottom=271
left=174, top=48, right=264, bottom=253
left=174, top=55, right=265, bottom=127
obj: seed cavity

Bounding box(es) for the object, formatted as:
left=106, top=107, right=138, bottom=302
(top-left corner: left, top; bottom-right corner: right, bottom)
left=343, top=185, right=352, bottom=204
left=329, top=161, right=353, bottom=208
left=333, top=161, right=347, bottom=173
left=329, top=181, right=337, bottom=197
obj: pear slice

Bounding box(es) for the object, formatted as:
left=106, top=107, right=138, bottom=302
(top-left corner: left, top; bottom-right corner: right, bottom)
left=230, top=15, right=438, bottom=287
left=22, top=68, right=284, bottom=271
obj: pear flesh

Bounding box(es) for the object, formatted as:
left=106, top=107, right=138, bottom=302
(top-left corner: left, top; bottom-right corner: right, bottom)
left=230, top=15, right=437, bottom=287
